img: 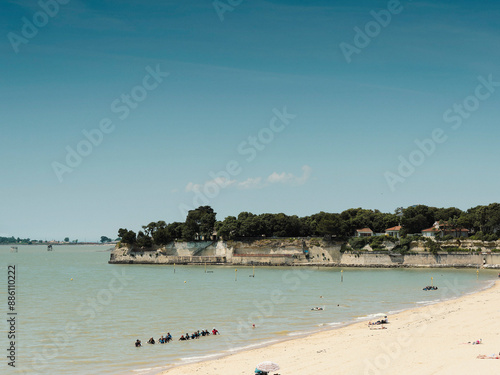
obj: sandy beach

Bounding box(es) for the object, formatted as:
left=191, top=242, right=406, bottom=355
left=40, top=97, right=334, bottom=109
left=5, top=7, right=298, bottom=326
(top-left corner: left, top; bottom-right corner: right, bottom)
left=161, top=280, right=500, bottom=375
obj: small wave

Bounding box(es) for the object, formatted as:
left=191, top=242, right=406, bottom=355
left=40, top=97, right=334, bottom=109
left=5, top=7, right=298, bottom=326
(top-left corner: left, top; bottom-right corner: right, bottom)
left=317, top=322, right=342, bottom=327
left=226, top=339, right=279, bottom=353
left=180, top=353, right=221, bottom=363
left=388, top=309, right=406, bottom=315
left=415, top=299, right=440, bottom=305
left=356, top=312, right=386, bottom=320
left=287, top=331, right=307, bottom=336
left=273, top=330, right=290, bottom=335
left=133, top=366, right=168, bottom=373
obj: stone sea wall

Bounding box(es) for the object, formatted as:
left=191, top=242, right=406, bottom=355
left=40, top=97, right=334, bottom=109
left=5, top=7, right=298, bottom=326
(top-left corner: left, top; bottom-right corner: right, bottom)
left=108, top=238, right=500, bottom=268
left=339, top=252, right=500, bottom=268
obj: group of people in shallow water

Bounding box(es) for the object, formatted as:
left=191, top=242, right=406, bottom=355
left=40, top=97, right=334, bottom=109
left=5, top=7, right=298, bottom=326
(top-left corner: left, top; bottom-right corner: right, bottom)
left=135, top=328, right=219, bottom=347
left=422, top=286, right=438, bottom=291
left=179, top=328, right=219, bottom=341
left=147, top=333, right=173, bottom=345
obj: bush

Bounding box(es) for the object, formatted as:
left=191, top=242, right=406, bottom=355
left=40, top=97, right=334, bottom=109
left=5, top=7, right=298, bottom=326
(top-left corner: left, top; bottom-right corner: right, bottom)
left=369, top=236, right=385, bottom=247
left=393, top=237, right=413, bottom=255
left=469, top=232, right=498, bottom=241
left=349, top=237, right=369, bottom=250
left=439, top=234, right=454, bottom=241
left=384, top=235, right=398, bottom=243
left=441, top=246, right=468, bottom=252
left=485, top=234, right=499, bottom=241
left=425, top=239, right=441, bottom=255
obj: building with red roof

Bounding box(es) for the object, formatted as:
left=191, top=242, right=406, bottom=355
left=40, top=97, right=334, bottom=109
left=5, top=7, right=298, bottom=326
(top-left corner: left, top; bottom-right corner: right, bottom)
left=385, top=225, right=402, bottom=238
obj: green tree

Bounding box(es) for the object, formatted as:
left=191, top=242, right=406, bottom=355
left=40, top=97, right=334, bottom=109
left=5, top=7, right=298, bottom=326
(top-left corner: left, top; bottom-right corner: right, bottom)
left=152, top=227, right=171, bottom=246
left=183, top=206, right=216, bottom=240
left=401, top=205, right=436, bottom=234
left=118, top=228, right=136, bottom=244
left=136, top=231, right=153, bottom=248
left=64, top=237, right=70, bottom=242
left=216, top=216, right=239, bottom=240
left=166, top=222, right=185, bottom=239
left=100, top=236, right=112, bottom=243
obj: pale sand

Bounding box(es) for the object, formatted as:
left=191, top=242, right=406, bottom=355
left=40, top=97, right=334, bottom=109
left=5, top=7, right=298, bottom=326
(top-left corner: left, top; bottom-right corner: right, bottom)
left=161, top=281, right=500, bottom=374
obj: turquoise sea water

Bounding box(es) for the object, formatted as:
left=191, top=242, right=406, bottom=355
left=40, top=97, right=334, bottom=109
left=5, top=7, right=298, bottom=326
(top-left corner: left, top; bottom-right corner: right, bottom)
left=0, top=245, right=497, bottom=375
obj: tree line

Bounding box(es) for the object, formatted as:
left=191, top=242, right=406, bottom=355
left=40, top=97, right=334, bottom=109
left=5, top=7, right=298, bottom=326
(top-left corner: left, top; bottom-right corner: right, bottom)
left=0, top=236, right=38, bottom=245
left=117, top=203, right=500, bottom=247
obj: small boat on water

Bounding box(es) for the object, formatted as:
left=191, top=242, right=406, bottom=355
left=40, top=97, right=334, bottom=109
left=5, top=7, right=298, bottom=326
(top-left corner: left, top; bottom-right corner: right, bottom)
left=10, top=246, right=18, bottom=253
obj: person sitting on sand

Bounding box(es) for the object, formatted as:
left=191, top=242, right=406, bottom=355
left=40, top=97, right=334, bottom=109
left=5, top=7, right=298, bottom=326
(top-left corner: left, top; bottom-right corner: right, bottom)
left=185, top=332, right=190, bottom=340
left=147, top=337, right=155, bottom=344
left=135, top=339, right=141, bottom=347
left=166, top=333, right=172, bottom=342
left=179, top=335, right=186, bottom=341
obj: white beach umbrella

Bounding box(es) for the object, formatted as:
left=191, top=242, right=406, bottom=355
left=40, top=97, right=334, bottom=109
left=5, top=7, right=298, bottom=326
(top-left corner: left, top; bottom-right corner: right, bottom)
left=256, top=361, right=280, bottom=372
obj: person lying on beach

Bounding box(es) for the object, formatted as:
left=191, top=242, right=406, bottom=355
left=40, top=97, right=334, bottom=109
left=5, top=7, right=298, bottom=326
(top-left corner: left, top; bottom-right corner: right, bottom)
left=135, top=339, right=141, bottom=347
left=148, top=337, right=155, bottom=344
left=477, top=353, right=500, bottom=359
left=368, top=317, right=388, bottom=326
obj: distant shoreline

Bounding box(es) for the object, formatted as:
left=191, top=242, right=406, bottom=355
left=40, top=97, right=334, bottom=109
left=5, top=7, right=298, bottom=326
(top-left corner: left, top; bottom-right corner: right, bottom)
left=2, top=242, right=114, bottom=246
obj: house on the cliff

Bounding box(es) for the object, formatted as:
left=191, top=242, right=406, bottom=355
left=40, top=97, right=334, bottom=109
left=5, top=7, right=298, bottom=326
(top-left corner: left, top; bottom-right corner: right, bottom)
left=355, top=228, right=374, bottom=237
left=385, top=225, right=402, bottom=238
left=422, top=221, right=469, bottom=238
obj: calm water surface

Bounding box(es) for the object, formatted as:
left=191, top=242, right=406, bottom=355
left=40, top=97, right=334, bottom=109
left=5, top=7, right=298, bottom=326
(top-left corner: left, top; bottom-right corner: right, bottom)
left=0, top=245, right=497, bottom=375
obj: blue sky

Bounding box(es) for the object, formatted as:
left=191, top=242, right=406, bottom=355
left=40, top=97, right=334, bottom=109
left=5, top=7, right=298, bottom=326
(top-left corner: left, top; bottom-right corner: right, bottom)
left=1, top=0, right=499, bottom=241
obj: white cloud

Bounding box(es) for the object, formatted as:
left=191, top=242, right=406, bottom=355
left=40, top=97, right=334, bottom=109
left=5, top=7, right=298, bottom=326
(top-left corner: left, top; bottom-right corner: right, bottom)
left=185, top=182, right=202, bottom=192
left=267, top=165, right=312, bottom=186
left=184, top=166, right=311, bottom=193
left=185, top=177, right=236, bottom=192
left=238, top=177, right=263, bottom=189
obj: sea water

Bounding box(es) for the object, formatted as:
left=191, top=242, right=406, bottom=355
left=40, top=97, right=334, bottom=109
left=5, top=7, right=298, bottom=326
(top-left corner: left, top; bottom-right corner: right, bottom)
left=0, top=245, right=497, bottom=375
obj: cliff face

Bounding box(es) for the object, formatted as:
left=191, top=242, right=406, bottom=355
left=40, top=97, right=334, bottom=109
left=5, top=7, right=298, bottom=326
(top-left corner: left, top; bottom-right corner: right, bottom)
left=108, top=238, right=500, bottom=268
left=109, top=238, right=342, bottom=266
